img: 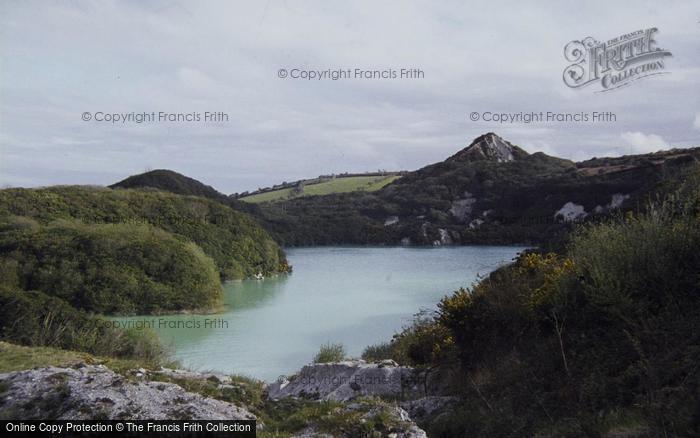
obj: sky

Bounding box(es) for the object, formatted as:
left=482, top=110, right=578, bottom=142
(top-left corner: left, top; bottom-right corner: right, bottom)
left=1, top=0, right=699, bottom=194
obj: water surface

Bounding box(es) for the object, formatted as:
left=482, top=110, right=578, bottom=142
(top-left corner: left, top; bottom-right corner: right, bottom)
left=116, top=246, right=524, bottom=381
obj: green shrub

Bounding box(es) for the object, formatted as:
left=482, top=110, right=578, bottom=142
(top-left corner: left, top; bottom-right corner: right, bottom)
left=0, top=287, right=166, bottom=364
left=389, top=311, right=454, bottom=367
left=412, top=189, right=700, bottom=436
left=0, top=217, right=222, bottom=314
left=313, top=342, right=346, bottom=363
left=361, top=342, right=393, bottom=362
left=0, top=186, right=289, bottom=280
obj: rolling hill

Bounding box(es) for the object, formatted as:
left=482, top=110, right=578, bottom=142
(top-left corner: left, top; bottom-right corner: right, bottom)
left=106, top=133, right=700, bottom=248
left=249, top=133, right=700, bottom=246
left=238, top=174, right=402, bottom=203
left=0, top=186, right=290, bottom=314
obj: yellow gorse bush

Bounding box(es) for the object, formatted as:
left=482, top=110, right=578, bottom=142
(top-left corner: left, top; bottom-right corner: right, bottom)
left=518, top=252, right=575, bottom=310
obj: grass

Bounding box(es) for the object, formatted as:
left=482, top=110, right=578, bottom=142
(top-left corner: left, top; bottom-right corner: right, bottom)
left=313, top=342, right=346, bottom=363
left=148, top=372, right=267, bottom=416
left=259, top=397, right=410, bottom=437
left=240, top=175, right=401, bottom=203
left=0, top=341, right=161, bottom=374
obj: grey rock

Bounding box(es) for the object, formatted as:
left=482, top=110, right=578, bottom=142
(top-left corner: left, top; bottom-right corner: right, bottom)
left=449, top=193, right=477, bottom=222
left=0, top=366, right=255, bottom=421
left=290, top=403, right=427, bottom=438
left=156, top=367, right=231, bottom=384
left=554, top=202, right=587, bottom=222
left=267, top=361, right=423, bottom=402
left=384, top=216, right=400, bottom=226
left=400, top=396, right=459, bottom=424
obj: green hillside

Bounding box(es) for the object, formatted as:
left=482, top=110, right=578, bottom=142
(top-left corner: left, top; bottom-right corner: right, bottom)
left=0, top=185, right=291, bottom=365
left=110, top=169, right=226, bottom=201
left=0, top=186, right=289, bottom=281
left=249, top=134, right=700, bottom=246
left=239, top=175, right=401, bottom=203
left=0, top=217, right=222, bottom=315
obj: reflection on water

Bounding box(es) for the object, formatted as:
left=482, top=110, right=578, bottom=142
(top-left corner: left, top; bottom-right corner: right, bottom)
left=113, top=246, right=525, bottom=381
left=226, top=275, right=289, bottom=309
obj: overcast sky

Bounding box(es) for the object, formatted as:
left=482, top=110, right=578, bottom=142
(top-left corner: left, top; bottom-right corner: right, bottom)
left=1, top=0, right=699, bottom=193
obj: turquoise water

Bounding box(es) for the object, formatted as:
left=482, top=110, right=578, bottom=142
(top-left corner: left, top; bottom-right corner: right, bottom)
left=115, top=246, right=524, bottom=381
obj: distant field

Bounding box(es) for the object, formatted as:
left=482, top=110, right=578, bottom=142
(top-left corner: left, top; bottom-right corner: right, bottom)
left=240, top=175, right=401, bottom=203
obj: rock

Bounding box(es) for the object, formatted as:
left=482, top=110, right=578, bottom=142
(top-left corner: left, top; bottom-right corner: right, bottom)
left=449, top=192, right=477, bottom=222
left=400, top=396, right=459, bottom=424
left=361, top=406, right=427, bottom=438
left=555, top=202, right=587, bottom=222
left=0, top=366, right=255, bottom=420
left=378, top=359, right=399, bottom=368
left=447, top=133, right=526, bottom=163
left=290, top=403, right=427, bottom=438
left=435, top=228, right=452, bottom=246
left=468, top=218, right=484, bottom=229
left=420, top=222, right=429, bottom=239
left=384, top=216, right=399, bottom=226
left=156, top=367, right=232, bottom=385
left=610, top=193, right=629, bottom=209
left=594, top=193, right=630, bottom=215
left=292, top=428, right=334, bottom=437
left=267, top=360, right=422, bottom=402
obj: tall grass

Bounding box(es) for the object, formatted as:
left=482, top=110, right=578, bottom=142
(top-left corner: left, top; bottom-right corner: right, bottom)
left=0, top=287, right=167, bottom=365
left=313, top=342, right=346, bottom=363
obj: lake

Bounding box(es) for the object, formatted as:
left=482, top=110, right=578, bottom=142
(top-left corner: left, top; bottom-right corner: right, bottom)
left=114, top=246, right=525, bottom=381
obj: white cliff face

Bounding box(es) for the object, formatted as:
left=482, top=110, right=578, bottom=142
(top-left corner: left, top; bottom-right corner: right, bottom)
left=449, top=133, right=523, bottom=163
left=594, top=193, right=630, bottom=214
left=478, top=133, right=516, bottom=162
left=435, top=228, right=453, bottom=246
left=384, top=216, right=399, bottom=226
left=449, top=191, right=477, bottom=222
left=469, top=218, right=485, bottom=229
left=555, top=202, right=587, bottom=222
left=610, top=193, right=630, bottom=209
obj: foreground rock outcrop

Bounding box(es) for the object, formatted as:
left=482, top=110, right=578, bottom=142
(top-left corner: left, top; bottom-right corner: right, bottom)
left=289, top=402, right=428, bottom=438
left=0, top=358, right=452, bottom=436
left=268, top=360, right=460, bottom=437
left=0, top=364, right=256, bottom=420
left=268, top=360, right=423, bottom=402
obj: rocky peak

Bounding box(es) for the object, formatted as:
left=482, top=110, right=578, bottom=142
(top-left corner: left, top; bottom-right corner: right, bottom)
left=447, top=133, right=528, bottom=163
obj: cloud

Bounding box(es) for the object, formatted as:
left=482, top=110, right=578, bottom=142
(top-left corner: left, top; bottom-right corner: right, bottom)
left=620, top=132, right=669, bottom=154
left=0, top=1, right=699, bottom=192
left=694, top=113, right=700, bottom=130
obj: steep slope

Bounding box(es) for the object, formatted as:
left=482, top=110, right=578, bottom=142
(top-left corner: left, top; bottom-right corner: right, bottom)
left=446, top=132, right=529, bottom=163
left=251, top=133, right=700, bottom=246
